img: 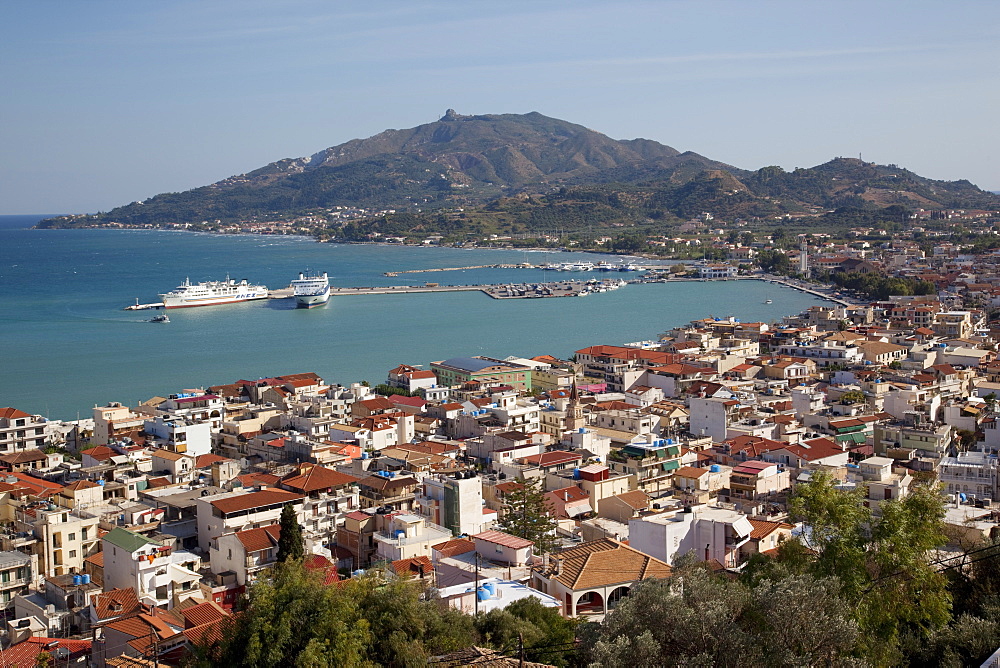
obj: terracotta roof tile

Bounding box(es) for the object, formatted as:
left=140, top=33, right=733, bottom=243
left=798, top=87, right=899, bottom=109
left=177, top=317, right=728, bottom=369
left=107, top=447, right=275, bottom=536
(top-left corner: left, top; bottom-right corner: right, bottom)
left=748, top=519, right=794, bottom=540
left=280, top=466, right=358, bottom=493
left=234, top=524, right=280, bottom=553
left=472, top=530, right=533, bottom=550
left=93, top=587, right=142, bottom=621
left=390, top=556, right=433, bottom=577
left=611, top=490, right=651, bottom=510
left=541, top=538, right=671, bottom=589
left=432, top=538, right=477, bottom=558
left=180, top=601, right=227, bottom=629
left=210, top=489, right=301, bottom=514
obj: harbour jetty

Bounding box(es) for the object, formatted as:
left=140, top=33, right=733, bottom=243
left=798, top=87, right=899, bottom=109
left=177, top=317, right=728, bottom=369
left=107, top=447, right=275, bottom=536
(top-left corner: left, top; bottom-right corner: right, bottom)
left=383, top=263, right=527, bottom=276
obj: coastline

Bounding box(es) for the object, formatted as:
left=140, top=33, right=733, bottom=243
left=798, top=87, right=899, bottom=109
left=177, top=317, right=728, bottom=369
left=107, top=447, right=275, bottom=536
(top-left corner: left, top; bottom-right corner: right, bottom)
left=3, top=222, right=839, bottom=420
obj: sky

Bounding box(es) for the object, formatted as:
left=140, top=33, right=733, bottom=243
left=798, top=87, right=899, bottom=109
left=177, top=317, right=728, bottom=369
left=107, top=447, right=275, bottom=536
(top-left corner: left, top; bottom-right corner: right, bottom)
left=2, top=0, right=998, bottom=215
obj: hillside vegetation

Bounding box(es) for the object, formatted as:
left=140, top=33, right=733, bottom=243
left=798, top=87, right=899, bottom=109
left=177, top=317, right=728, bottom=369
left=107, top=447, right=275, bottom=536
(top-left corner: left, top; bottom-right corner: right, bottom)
left=37, top=111, right=1000, bottom=237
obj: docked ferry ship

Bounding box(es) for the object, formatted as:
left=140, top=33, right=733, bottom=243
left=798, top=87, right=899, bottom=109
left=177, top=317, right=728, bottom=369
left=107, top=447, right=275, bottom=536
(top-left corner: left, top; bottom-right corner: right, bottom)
left=292, top=272, right=331, bottom=308
left=159, top=277, right=269, bottom=309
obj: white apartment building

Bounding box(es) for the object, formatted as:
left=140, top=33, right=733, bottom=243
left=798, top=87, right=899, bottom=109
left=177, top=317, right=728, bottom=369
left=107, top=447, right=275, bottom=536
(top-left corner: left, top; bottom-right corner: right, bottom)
left=774, top=341, right=864, bottom=367
left=195, top=488, right=304, bottom=551
left=629, top=505, right=754, bottom=568
left=144, top=415, right=213, bottom=457
left=91, top=403, right=145, bottom=446
left=939, top=451, right=997, bottom=501
left=0, top=408, right=47, bottom=454
left=416, top=473, right=488, bottom=536
left=102, top=527, right=201, bottom=609
left=373, top=513, right=452, bottom=563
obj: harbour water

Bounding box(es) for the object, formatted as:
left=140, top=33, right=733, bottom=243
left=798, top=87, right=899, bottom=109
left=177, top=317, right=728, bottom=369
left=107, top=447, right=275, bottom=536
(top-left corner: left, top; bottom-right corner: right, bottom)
left=0, top=215, right=828, bottom=420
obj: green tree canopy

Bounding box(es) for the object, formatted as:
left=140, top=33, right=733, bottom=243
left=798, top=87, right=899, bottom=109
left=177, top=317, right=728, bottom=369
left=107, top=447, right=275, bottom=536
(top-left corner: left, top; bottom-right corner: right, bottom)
left=779, top=470, right=951, bottom=664
left=474, top=597, right=578, bottom=667
left=276, top=503, right=304, bottom=563
left=495, top=478, right=559, bottom=555
left=583, top=559, right=858, bottom=667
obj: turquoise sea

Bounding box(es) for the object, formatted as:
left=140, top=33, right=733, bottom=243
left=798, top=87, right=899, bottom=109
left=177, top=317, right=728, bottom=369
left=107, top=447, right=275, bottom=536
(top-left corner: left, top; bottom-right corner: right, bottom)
left=0, top=215, right=828, bottom=420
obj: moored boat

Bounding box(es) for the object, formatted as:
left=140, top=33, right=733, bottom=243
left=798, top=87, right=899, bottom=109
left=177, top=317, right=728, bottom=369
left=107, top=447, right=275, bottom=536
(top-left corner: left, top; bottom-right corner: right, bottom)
left=159, top=276, right=269, bottom=309
left=292, top=272, right=331, bottom=308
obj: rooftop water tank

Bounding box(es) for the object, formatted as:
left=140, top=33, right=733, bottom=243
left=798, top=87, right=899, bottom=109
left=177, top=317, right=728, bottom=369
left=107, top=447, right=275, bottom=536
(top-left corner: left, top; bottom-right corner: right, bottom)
left=709, top=464, right=721, bottom=473
left=361, top=452, right=369, bottom=460
left=477, top=587, right=492, bottom=601
left=395, top=530, right=405, bottom=540
left=482, top=582, right=496, bottom=597
left=573, top=468, right=581, bottom=480
left=72, top=574, right=82, bottom=586
left=578, top=427, right=585, bottom=434
left=82, top=574, right=91, bottom=585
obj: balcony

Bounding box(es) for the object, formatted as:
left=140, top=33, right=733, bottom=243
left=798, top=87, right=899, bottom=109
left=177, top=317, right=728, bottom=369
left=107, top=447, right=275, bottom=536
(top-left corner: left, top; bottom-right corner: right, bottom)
left=0, top=576, right=29, bottom=589
left=374, top=521, right=451, bottom=547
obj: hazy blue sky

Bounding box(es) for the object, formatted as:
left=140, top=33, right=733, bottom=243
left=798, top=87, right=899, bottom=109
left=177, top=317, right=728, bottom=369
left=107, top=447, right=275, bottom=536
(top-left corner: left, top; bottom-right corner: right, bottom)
left=2, top=1, right=998, bottom=214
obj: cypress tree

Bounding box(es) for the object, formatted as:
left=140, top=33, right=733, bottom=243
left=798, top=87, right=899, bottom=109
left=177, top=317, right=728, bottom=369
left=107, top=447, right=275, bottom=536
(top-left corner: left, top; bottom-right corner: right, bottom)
left=276, top=502, right=304, bottom=562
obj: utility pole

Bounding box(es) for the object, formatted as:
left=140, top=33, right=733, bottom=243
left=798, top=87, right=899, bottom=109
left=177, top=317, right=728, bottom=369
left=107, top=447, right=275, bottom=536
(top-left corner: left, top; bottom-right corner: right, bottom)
left=474, top=552, right=481, bottom=615
left=518, top=632, right=525, bottom=667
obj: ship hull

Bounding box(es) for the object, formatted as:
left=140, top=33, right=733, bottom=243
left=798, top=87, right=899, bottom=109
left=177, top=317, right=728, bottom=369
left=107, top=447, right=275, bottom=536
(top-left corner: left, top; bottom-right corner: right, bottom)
left=162, top=294, right=268, bottom=309
left=291, top=272, right=330, bottom=309
left=295, top=289, right=331, bottom=308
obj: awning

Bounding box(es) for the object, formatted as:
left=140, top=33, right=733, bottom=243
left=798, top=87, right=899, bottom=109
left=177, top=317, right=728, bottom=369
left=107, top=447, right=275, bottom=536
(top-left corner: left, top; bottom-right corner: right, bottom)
left=662, top=460, right=681, bottom=472
left=565, top=503, right=593, bottom=518
left=836, top=432, right=868, bottom=445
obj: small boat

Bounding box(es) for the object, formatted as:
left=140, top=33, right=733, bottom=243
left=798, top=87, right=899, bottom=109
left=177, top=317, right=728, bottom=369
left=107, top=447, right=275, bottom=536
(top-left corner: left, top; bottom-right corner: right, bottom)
left=764, top=299, right=773, bottom=304
left=149, top=314, right=170, bottom=323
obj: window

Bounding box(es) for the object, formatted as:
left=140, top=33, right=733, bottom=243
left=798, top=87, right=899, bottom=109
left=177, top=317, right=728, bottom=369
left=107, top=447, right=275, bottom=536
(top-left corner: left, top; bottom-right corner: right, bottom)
left=82, top=528, right=88, bottom=540
left=69, top=550, right=77, bottom=558
left=68, top=533, right=75, bottom=541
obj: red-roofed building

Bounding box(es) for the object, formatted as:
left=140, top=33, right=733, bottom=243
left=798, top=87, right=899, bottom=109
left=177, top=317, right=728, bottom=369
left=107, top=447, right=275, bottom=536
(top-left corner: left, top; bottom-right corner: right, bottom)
left=196, top=489, right=303, bottom=551
left=516, top=450, right=584, bottom=471
left=726, top=460, right=791, bottom=508
left=471, top=530, right=534, bottom=566
left=279, top=464, right=360, bottom=536
left=545, top=486, right=592, bottom=519
left=98, top=611, right=183, bottom=664
left=740, top=519, right=794, bottom=561
left=388, top=394, right=428, bottom=414
left=89, top=587, right=142, bottom=626
left=2, top=636, right=92, bottom=667
left=387, top=364, right=440, bottom=394
left=209, top=524, right=281, bottom=586
left=389, top=555, right=434, bottom=584
left=764, top=437, right=849, bottom=470
left=303, top=554, right=341, bottom=586
left=431, top=538, right=477, bottom=560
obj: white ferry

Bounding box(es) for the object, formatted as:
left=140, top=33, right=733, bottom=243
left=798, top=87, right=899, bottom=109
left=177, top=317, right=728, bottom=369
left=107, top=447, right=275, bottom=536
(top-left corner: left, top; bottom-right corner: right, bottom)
left=558, top=261, right=595, bottom=271
left=159, top=277, right=269, bottom=309
left=292, top=272, right=331, bottom=308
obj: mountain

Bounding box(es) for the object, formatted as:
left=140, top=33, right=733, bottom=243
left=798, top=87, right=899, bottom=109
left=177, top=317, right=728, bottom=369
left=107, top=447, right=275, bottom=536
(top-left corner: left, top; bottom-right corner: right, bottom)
left=37, top=111, right=1000, bottom=232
